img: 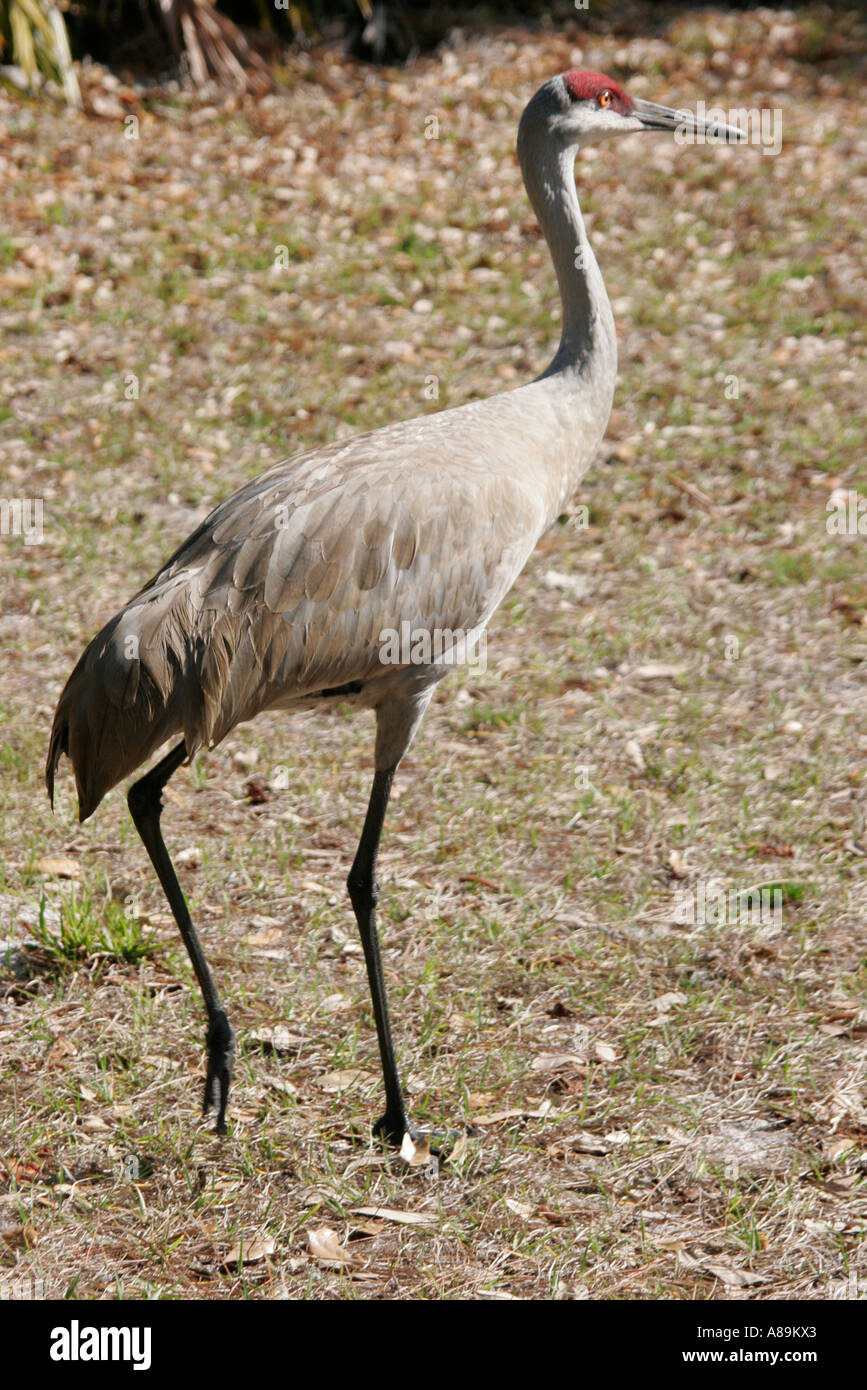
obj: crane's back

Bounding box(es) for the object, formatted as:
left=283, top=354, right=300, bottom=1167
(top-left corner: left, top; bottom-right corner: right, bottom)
left=45, top=365, right=611, bottom=821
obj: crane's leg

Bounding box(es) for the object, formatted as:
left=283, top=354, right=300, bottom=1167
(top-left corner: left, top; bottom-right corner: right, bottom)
left=347, top=763, right=413, bottom=1144
left=127, top=741, right=235, bottom=1134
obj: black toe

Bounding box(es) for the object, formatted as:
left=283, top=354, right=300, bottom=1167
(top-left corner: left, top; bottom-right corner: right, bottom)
left=203, top=1011, right=235, bottom=1133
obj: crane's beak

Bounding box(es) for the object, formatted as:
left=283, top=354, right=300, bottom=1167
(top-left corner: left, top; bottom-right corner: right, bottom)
left=632, top=97, right=746, bottom=143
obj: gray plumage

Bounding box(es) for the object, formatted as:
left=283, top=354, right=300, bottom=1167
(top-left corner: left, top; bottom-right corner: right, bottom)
left=45, top=73, right=744, bottom=1140
left=47, top=377, right=610, bottom=818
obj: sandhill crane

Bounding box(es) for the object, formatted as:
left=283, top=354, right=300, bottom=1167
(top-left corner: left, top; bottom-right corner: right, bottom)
left=46, top=72, right=743, bottom=1143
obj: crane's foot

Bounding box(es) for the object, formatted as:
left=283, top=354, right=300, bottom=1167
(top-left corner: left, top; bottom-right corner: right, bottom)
left=373, top=1109, right=467, bottom=1158
left=373, top=1107, right=414, bottom=1146
left=203, top=1010, right=235, bottom=1135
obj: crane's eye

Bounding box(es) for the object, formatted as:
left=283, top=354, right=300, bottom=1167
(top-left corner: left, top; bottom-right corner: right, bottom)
left=598, top=90, right=612, bottom=108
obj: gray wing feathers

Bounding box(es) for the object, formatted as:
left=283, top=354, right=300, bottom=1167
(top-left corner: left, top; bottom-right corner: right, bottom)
left=47, top=393, right=556, bottom=818
left=155, top=459, right=533, bottom=745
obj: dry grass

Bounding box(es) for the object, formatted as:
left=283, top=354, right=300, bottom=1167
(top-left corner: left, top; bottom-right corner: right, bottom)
left=1, top=5, right=866, bottom=1300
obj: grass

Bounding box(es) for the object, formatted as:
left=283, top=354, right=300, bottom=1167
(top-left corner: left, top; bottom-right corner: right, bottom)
left=26, top=889, right=161, bottom=970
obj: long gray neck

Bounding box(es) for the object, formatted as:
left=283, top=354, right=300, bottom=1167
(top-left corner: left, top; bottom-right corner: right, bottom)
left=517, top=131, right=615, bottom=382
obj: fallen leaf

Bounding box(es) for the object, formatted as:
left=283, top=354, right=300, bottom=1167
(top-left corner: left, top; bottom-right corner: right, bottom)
left=320, top=1068, right=375, bottom=1093
left=44, top=1036, right=78, bottom=1069
left=654, top=992, right=687, bottom=1013
left=536, top=1206, right=570, bottom=1226
left=350, top=1207, right=437, bottom=1227
left=1, top=1223, right=37, bottom=1249
left=320, top=992, right=353, bottom=1014
left=1, top=1157, right=44, bottom=1182
left=605, top=1130, right=631, bottom=1145
left=223, top=1235, right=276, bottom=1269
left=247, top=1026, right=304, bottom=1054
left=632, top=663, right=684, bottom=680
left=594, top=1041, right=618, bottom=1063
left=244, top=928, right=284, bottom=947
left=35, top=856, right=80, bottom=880
left=704, top=1264, right=765, bottom=1287
left=532, top=1052, right=586, bottom=1072
left=476, top=1107, right=526, bottom=1125
left=831, top=593, right=865, bottom=626
left=264, top=1076, right=297, bottom=1096
left=80, top=1116, right=110, bottom=1133
left=827, top=1138, right=857, bottom=1162
left=667, top=849, right=688, bottom=879
left=625, top=739, right=645, bottom=773
left=400, top=1132, right=433, bottom=1167
left=308, top=1226, right=354, bottom=1266
left=448, top=1012, right=473, bottom=1032
left=458, top=874, right=502, bottom=892
left=543, top=568, right=590, bottom=600
left=571, top=1132, right=610, bottom=1155
left=447, top=1132, right=472, bottom=1164
left=348, top=1220, right=384, bottom=1238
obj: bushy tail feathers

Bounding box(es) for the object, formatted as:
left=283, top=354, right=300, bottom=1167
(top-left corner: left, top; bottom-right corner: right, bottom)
left=45, top=587, right=204, bottom=822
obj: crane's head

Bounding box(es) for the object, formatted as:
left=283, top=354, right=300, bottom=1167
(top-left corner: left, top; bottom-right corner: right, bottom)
left=522, top=69, right=745, bottom=151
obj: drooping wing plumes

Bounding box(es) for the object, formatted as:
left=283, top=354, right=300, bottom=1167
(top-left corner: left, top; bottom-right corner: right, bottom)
left=46, top=386, right=571, bottom=820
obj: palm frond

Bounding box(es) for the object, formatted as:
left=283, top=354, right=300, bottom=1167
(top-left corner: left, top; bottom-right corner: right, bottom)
left=0, top=0, right=81, bottom=105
